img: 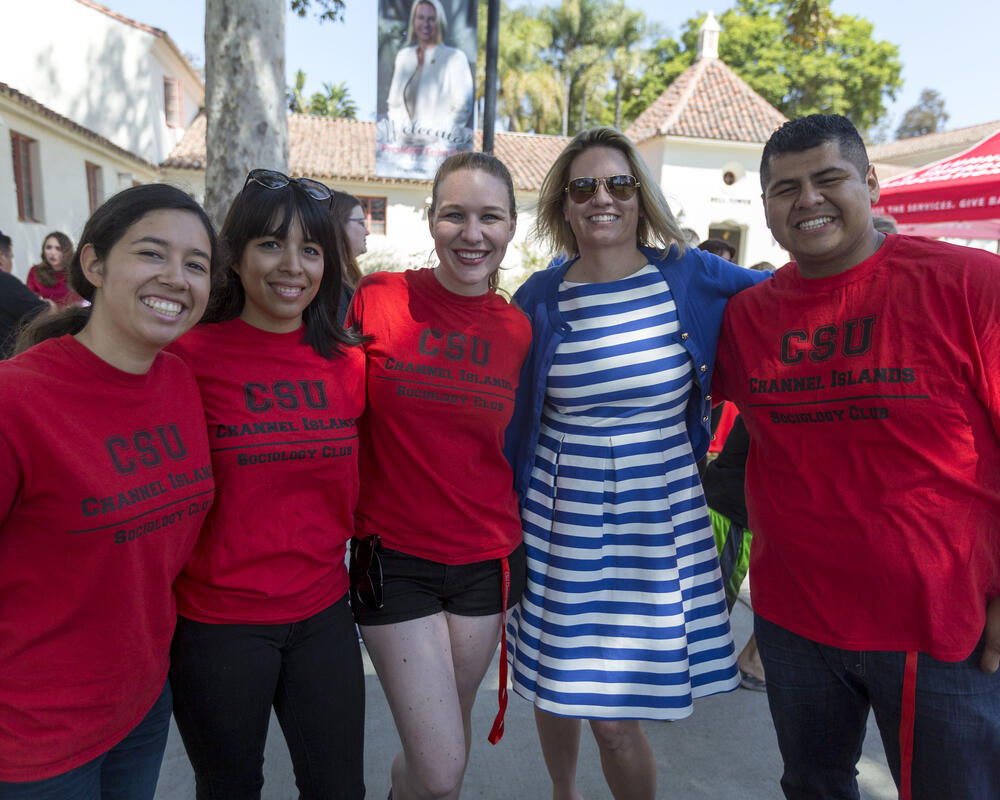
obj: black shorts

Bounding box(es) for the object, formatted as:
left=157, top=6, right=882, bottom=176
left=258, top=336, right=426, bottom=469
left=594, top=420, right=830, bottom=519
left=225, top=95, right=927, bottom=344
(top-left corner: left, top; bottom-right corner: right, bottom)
left=351, top=541, right=526, bottom=626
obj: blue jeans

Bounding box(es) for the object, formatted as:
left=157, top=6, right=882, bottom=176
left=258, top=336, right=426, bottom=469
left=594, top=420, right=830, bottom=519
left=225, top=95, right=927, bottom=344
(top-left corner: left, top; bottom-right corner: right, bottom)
left=0, top=682, right=172, bottom=799
left=169, top=595, right=365, bottom=800
left=755, top=614, right=1000, bottom=800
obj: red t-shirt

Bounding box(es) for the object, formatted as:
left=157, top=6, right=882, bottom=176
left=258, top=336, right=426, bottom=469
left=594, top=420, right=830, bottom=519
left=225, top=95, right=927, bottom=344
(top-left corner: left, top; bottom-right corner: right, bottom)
left=0, top=336, right=213, bottom=781
left=169, top=318, right=366, bottom=623
left=348, top=269, right=531, bottom=564
left=714, top=235, right=1000, bottom=660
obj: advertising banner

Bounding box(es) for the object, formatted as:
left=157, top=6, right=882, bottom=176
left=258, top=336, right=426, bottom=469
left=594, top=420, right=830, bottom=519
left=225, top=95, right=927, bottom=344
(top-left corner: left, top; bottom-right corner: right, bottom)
left=376, top=0, right=477, bottom=180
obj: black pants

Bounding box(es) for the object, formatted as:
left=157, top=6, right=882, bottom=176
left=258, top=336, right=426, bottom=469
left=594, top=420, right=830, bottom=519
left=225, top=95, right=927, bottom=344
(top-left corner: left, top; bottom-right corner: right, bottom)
left=169, top=595, right=365, bottom=799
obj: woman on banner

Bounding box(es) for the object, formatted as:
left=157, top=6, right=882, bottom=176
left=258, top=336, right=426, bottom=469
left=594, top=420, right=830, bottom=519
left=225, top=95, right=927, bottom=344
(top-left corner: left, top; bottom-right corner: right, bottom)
left=386, top=0, right=474, bottom=140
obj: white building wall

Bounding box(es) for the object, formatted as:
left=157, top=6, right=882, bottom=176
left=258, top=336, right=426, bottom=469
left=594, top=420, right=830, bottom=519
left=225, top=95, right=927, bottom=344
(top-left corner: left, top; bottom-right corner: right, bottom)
left=639, top=137, right=788, bottom=268
left=0, top=102, right=160, bottom=279
left=0, top=0, right=203, bottom=165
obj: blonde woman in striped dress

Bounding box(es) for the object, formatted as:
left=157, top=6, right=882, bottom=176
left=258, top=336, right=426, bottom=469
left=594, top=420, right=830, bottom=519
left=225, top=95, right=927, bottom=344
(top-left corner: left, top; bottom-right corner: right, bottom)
left=505, top=127, right=767, bottom=799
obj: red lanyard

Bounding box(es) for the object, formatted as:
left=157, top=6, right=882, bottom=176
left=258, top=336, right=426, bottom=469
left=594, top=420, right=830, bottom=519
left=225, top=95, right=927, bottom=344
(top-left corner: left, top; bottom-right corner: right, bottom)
left=487, top=556, right=511, bottom=745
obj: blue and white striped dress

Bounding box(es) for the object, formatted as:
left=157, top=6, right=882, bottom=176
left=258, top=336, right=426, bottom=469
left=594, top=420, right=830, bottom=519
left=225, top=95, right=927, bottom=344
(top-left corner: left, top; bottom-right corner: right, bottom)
left=508, top=264, right=739, bottom=720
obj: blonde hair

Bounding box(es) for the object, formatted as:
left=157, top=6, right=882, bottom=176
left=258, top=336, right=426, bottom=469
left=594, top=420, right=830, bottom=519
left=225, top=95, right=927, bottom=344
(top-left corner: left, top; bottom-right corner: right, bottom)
left=406, top=0, right=446, bottom=46
left=535, top=127, right=686, bottom=258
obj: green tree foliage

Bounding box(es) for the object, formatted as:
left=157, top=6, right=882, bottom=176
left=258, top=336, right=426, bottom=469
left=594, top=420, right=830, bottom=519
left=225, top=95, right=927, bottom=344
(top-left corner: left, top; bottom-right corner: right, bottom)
left=622, top=0, right=902, bottom=132
left=476, top=1, right=563, bottom=133
left=287, top=70, right=358, bottom=119
left=895, top=88, right=949, bottom=139
left=289, top=0, right=344, bottom=22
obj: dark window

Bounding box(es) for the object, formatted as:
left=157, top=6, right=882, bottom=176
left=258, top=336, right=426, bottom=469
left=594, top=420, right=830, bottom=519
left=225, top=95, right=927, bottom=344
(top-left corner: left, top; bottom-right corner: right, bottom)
left=358, top=196, right=386, bottom=235
left=11, top=132, right=39, bottom=221
left=164, top=77, right=183, bottom=127
left=85, top=162, right=102, bottom=214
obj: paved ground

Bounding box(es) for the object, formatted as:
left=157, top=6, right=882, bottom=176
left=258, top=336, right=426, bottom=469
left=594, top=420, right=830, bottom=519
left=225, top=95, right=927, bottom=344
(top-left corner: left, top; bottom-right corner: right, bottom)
left=155, top=590, right=895, bottom=799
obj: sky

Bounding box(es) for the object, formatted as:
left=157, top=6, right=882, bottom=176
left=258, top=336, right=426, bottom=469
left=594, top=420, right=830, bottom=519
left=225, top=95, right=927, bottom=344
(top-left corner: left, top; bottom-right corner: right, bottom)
left=104, top=0, right=998, bottom=136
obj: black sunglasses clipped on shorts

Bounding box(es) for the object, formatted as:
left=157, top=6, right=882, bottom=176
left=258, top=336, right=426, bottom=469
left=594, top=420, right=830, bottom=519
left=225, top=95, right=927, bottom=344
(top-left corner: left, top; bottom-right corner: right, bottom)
left=244, top=168, right=333, bottom=205
left=564, top=174, right=640, bottom=204
left=350, top=535, right=384, bottom=610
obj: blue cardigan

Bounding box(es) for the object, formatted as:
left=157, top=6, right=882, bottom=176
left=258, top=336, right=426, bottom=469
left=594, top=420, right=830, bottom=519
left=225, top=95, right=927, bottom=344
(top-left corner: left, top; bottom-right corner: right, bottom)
left=503, top=244, right=768, bottom=504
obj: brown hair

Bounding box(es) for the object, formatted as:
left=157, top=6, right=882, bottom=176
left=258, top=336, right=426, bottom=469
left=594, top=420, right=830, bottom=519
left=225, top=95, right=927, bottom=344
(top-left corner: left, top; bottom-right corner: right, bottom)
left=32, top=231, right=74, bottom=288
left=329, top=190, right=364, bottom=290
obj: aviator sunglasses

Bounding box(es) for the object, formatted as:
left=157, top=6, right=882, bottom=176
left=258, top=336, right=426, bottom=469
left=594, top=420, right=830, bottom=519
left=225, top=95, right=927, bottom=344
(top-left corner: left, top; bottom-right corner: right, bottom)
left=350, top=535, right=384, bottom=610
left=244, top=168, right=333, bottom=205
left=564, top=174, right=640, bottom=204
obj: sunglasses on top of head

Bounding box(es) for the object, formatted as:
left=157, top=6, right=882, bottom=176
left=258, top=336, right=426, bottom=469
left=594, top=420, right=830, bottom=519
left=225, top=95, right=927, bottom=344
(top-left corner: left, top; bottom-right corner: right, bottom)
left=244, top=169, right=333, bottom=206
left=564, top=174, right=640, bottom=204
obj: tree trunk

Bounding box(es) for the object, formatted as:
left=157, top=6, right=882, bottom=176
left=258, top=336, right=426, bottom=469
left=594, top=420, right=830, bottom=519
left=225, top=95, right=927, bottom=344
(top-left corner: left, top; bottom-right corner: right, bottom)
left=204, top=0, right=288, bottom=227
left=614, top=78, right=623, bottom=130
left=561, top=73, right=571, bottom=137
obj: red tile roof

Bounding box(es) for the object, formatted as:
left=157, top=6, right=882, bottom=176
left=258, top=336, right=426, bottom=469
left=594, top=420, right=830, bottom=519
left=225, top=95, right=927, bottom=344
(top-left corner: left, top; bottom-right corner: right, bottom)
left=163, top=113, right=572, bottom=191
left=626, top=57, right=787, bottom=145
left=0, top=81, right=158, bottom=171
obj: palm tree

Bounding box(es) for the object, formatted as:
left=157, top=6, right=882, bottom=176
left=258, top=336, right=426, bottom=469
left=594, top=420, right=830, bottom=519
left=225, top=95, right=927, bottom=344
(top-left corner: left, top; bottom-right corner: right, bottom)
left=309, top=82, right=359, bottom=119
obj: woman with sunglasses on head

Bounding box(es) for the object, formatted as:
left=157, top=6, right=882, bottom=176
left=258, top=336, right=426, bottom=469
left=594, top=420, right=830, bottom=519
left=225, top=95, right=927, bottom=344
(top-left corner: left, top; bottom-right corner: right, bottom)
left=0, top=185, right=218, bottom=797
left=167, top=170, right=367, bottom=799
left=347, top=152, right=530, bottom=800
left=505, top=127, right=769, bottom=800
left=330, top=190, right=369, bottom=325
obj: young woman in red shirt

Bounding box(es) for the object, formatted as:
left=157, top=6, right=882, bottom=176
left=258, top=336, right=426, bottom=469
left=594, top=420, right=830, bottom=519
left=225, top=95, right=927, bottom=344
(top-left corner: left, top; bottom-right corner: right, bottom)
left=348, top=151, right=531, bottom=800
left=167, top=170, right=367, bottom=799
left=0, top=184, right=219, bottom=797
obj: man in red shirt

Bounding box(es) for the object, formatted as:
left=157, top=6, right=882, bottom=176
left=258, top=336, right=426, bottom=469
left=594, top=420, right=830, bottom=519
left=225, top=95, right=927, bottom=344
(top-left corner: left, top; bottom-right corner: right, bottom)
left=714, top=114, right=1000, bottom=800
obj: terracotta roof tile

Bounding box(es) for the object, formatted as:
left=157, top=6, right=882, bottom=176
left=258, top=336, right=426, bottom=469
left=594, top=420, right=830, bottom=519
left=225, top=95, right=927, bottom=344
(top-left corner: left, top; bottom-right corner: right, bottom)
left=0, top=81, right=158, bottom=171
left=626, top=57, right=787, bottom=145
left=868, top=120, right=1000, bottom=162
left=163, top=114, right=572, bottom=191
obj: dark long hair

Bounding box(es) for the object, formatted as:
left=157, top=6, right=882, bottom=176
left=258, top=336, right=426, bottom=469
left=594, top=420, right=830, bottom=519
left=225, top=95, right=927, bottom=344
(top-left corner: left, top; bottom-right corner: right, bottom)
left=329, top=190, right=364, bottom=291
left=205, top=178, right=362, bottom=358
left=31, top=231, right=73, bottom=287
left=16, top=185, right=220, bottom=353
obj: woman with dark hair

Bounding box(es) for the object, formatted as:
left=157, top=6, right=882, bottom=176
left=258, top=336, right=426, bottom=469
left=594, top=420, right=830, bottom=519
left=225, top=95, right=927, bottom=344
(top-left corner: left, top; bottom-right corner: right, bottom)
left=0, top=184, right=218, bottom=796
left=167, top=169, right=367, bottom=799
left=329, top=190, right=367, bottom=324
left=506, top=127, right=768, bottom=799
left=348, top=151, right=530, bottom=800
left=25, top=231, right=82, bottom=306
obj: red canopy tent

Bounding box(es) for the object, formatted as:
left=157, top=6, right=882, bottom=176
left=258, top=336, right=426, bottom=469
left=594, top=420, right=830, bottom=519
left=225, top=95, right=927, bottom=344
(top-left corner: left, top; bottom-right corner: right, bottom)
left=872, top=128, right=1000, bottom=241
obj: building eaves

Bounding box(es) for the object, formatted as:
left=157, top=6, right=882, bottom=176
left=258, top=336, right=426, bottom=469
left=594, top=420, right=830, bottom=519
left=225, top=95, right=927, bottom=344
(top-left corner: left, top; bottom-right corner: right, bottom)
left=162, top=114, right=571, bottom=193
left=868, top=120, right=1000, bottom=162
left=73, top=0, right=204, bottom=90
left=0, top=81, right=159, bottom=173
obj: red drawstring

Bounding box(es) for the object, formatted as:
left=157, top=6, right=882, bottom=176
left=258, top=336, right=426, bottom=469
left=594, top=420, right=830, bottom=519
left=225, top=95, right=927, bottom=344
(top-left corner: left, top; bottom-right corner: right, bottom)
left=488, top=556, right=511, bottom=745
left=898, top=650, right=918, bottom=800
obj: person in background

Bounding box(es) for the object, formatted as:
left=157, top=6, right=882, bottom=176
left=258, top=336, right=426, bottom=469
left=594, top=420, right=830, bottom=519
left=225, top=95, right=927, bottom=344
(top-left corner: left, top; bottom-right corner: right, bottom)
left=873, top=214, right=898, bottom=234
left=714, top=113, right=1000, bottom=800
left=330, top=190, right=368, bottom=325
left=698, top=237, right=736, bottom=262
left=168, top=169, right=367, bottom=800
left=702, top=414, right=766, bottom=691
left=0, top=184, right=218, bottom=797
left=26, top=231, right=81, bottom=306
left=0, top=232, right=47, bottom=359
left=349, top=151, right=530, bottom=800
left=506, top=126, right=768, bottom=800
